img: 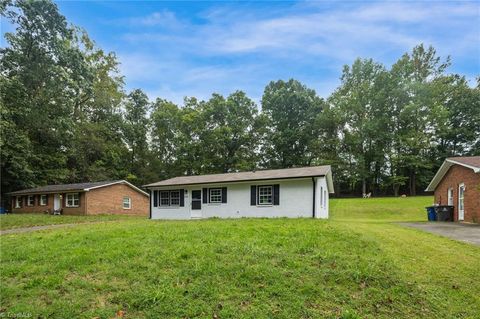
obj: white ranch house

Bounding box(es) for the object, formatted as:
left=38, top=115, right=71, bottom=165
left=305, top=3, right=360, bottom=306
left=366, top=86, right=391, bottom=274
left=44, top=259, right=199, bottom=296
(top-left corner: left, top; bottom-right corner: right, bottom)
left=144, top=166, right=334, bottom=220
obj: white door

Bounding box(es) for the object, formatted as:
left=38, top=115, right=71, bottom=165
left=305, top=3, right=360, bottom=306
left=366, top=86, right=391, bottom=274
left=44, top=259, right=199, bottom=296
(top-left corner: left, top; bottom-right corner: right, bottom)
left=447, top=188, right=453, bottom=206
left=54, top=194, right=61, bottom=211
left=190, top=190, right=203, bottom=219
left=458, top=184, right=465, bottom=221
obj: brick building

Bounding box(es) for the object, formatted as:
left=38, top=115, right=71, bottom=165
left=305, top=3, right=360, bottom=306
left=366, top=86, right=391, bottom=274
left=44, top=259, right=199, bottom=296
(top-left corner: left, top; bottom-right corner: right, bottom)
left=9, top=180, right=149, bottom=216
left=426, top=156, right=480, bottom=223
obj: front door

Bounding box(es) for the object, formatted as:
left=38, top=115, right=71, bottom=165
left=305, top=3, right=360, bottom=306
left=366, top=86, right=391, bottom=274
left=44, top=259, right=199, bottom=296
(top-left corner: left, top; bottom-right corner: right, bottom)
left=54, top=194, right=61, bottom=211
left=191, top=190, right=202, bottom=218
left=458, top=184, right=465, bottom=221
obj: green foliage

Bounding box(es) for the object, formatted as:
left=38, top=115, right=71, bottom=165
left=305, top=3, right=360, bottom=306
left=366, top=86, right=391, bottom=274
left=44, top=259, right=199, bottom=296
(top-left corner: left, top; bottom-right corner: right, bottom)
left=261, top=79, right=325, bottom=168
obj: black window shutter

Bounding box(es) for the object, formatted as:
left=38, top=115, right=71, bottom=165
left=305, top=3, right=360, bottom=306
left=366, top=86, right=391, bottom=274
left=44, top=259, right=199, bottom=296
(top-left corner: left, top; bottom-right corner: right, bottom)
left=45, top=194, right=49, bottom=205
left=180, top=189, right=185, bottom=207
left=273, top=184, right=280, bottom=205
left=250, top=185, right=256, bottom=206
left=153, top=190, right=158, bottom=207
left=203, top=188, right=208, bottom=203
left=222, top=187, right=227, bottom=203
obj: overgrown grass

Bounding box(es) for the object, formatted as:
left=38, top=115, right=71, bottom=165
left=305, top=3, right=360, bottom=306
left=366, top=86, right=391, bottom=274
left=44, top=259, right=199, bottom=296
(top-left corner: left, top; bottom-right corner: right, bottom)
left=0, top=213, right=144, bottom=230
left=1, top=197, right=479, bottom=318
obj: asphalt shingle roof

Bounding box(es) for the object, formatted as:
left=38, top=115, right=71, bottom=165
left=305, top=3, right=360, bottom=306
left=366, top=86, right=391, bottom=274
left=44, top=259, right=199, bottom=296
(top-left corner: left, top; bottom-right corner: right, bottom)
left=447, top=156, right=480, bottom=169
left=144, top=166, right=331, bottom=187
left=9, top=181, right=121, bottom=195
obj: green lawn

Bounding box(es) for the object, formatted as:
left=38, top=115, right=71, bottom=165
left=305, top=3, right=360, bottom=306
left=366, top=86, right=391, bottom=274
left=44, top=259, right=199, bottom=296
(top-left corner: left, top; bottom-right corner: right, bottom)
left=0, top=213, right=144, bottom=230
left=1, top=197, right=479, bottom=318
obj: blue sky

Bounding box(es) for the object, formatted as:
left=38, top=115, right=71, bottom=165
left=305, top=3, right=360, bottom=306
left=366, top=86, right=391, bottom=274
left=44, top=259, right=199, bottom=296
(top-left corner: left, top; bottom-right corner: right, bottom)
left=2, top=1, right=479, bottom=104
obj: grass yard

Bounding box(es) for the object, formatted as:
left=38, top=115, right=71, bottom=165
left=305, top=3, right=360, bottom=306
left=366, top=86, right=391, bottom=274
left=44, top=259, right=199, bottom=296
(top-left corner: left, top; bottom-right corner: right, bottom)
left=1, top=197, right=479, bottom=318
left=0, top=213, right=143, bottom=231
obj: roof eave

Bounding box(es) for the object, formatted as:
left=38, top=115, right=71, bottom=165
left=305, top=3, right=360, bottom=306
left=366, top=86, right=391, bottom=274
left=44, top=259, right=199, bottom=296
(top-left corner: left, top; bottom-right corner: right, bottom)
left=85, top=180, right=149, bottom=196
left=7, top=189, right=87, bottom=195
left=144, top=174, right=328, bottom=188
left=425, top=158, right=480, bottom=192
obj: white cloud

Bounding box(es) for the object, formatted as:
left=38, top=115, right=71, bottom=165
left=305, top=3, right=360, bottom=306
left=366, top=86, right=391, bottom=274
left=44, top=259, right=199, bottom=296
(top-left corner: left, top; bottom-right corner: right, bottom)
left=114, top=1, right=479, bottom=103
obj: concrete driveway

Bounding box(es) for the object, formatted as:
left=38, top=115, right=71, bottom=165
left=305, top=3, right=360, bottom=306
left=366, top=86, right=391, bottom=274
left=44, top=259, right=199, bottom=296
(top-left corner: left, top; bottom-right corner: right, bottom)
left=400, top=222, right=480, bottom=246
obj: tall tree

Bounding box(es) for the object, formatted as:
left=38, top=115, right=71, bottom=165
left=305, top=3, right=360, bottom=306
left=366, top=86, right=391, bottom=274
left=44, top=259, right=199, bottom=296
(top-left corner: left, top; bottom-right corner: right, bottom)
left=1, top=0, right=89, bottom=191
left=198, top=91, right=260, bottom=173
left=261, top=79, right=325, bottom=168
left=390, top=44, right=450, bottom=195
left=329, top=59, right=392, bottom=195
left=122, top=89, right=151, bottom=184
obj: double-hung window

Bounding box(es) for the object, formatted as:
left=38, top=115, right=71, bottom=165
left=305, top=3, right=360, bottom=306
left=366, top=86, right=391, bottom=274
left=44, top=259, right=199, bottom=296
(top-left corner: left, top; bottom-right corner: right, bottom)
left=40, top=195, right=47, bottom=206
left=15, top=197, right=22, bottom=208
left=27, top=195, right=35, bottom=206
left=123, top=196, right=131, bottom=209
left=258, top=186, right=273, bottom=205
left=66, top=193, right=80, bottom=207
left=447, top=188, right=453, bottom=206
left=160, top=191, right=170, bottom=206
left=170, top=190, right=180, bottom=206
left=209, top=188, right=222, bottom=203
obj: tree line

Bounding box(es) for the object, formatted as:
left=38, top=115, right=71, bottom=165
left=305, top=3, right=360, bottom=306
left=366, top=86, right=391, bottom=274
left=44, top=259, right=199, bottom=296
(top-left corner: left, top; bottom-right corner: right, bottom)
left=1, top=0, right=479, bottom=201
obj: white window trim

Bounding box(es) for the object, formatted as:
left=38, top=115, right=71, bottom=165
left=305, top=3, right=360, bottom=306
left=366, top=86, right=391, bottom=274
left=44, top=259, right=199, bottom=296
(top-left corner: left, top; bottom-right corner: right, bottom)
left=15, top=197, right=22, bottom=208
left=170, top=190, right=180, bottom=206
left=447, top=188, right=453, bottom=206
left=209, top=188, right=222, bottom=204
left=27, top=195, right=35, bottom=206
left=320, top=186, right=323, bottom=208
left=40, top=195, right=47, bottom=206
left=257, top=185, right=273, bottom=206
left=159, top=191, right=170, bottom=207
left=458, top=183, right=465, bottom=210
left=123, top=196, right=131, bottom=209
left=158, top=190, right=181, bottom=207
left=65, top=193, right=80, bottom=207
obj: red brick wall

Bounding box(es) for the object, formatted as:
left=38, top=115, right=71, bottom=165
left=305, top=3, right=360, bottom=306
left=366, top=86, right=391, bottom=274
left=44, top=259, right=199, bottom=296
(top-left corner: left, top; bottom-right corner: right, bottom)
left=11, top=193, right=87, bottom=215
left=11, top=194, right=53, bottom=214
left=434, top=165, right=480, bottom=223
left=86, top=183, right=149, bottom=216
left=61, top=192, right=87, bottom=215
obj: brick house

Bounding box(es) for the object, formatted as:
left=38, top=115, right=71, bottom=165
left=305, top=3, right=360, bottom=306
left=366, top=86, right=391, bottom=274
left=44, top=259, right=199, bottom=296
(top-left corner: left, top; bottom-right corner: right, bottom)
left=426, top=156, right=480, bottom=223
left=9, top=180, right=149, bottom=216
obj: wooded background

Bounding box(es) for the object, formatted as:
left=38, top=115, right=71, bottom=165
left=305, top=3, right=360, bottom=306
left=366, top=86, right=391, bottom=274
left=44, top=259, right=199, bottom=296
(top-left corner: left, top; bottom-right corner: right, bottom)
left=1, top=0, right=479, bottom=202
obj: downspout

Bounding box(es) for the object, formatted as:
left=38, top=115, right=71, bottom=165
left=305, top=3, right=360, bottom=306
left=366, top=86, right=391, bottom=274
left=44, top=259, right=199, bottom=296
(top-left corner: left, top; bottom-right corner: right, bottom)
left=312, top=177, right=316, bottom=218
left=148, top=189, right=152, bottom=219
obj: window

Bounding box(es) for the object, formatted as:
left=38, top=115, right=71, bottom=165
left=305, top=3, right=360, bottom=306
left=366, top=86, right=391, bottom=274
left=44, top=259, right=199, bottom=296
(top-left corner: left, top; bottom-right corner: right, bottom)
left=209, top=188, right=222, bottom=203
left=27, top=195, right=35, bottom=206
left=258, top=185, right=273, bottom=205
left=158, top=190, right=181, bottom=207
left=15, top=197, right=22, bottom=208
left=123, top=196, right=131, bottom=209
left=66, top=193, right=80, bottom=207
left=160, top=191, right=170, bottom=206
left=320, top=187, right=323, bottom=207
left=447, top=188, right=453, bottom=206
left=459, top=184, right=465, bottom=211
left=170, top=191, right=180, bottom=206
left=40, top=195, right=47, bottom=206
